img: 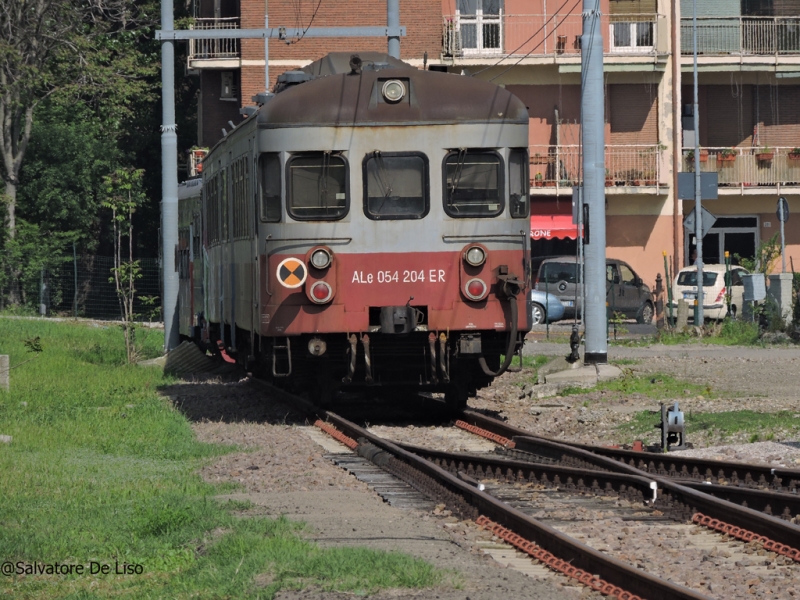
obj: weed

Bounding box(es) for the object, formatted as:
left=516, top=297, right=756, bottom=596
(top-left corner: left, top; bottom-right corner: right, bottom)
left=749, top=433, right=760, bottom=443
left=561, top=372, right=711, bottom=400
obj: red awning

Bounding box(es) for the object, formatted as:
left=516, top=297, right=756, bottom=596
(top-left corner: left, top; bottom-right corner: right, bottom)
left=530, top=214, right=579, bottom=240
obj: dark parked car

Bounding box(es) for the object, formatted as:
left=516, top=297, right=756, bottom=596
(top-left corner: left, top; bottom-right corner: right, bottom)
left=534, top=256, right=654, bottom=324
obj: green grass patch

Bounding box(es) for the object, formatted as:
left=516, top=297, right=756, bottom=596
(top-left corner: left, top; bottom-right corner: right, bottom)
left=0, top=318, right=445, bottom=599
left=561, top=371, right=713, bottom=400
left=610, top=358, right=639, bottom=366
left=620, top=409, right=800, bottom=441
left=655, top=319, right=762, bottom=346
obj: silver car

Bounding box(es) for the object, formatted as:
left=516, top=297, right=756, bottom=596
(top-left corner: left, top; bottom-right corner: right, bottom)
left=530, top=289, right=565, bottom=324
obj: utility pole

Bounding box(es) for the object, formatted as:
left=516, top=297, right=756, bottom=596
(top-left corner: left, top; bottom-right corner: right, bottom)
left=692, top=0, right=704, bottom=323
left=580, top=0, right=607, bottom=364
left=157, top=2, right=405, bottom=351
left=160, top=0, right=180, bottom=352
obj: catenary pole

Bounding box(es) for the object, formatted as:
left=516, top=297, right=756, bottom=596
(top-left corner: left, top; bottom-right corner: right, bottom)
left=692, top=0, right=704, bottom=322
left=161, top=0, right=180, bottom=351
left=388, top=0, right=400, bottom=58
left=581, top=0, right=607, bottom=364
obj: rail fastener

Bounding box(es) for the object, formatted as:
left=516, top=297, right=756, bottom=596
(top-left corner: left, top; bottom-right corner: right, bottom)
left=314, top=419, right=359, bottom=450
left=455, top=419, right=516, bottom=448
left=692, top=512, right=800, bottom=562
left=475, top=516, right=642, bottom=600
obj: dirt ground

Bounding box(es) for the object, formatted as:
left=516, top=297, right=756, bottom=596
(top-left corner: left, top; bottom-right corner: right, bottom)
left=161, top=341, right=800, bottom=599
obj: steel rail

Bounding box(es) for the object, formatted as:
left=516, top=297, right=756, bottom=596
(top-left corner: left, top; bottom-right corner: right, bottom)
left=321, top=410, right=710, bottom=600
left=461, top=409, right=800, bottom=492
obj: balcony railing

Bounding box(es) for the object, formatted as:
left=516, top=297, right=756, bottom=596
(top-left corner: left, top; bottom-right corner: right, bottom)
left=443, top=14, right=663, bottom=58
left=530, top=145, right=665, bottom=189
left=188, top=17, right=240, bottom=61
left=682, top=147, right=800, bottom=187
left=680, top=17, right=800, bottom=55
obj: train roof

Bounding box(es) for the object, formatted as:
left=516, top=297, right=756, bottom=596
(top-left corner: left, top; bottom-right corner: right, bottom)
left=256, top=53, right=528, bottom=129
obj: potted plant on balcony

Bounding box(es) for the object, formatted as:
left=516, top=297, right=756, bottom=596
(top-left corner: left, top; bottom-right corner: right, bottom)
left=531, top=153, right=549, bottom=164
left=755, top=146, right=774, bottom=162
left=533, top=172, right=544, bottom=187
left=686, top=149, right=708, bottom=163
left=643, top=171, right=657, bottom=186
left=789, top=147, right=800, bottom=160
left=717, top=148, right=736, bottom=163
left=605, top=168, right=613, bottom=187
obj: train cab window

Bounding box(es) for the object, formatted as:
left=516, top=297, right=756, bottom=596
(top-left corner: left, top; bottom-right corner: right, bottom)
left=443, top=149, right=504, bottom=217
left=509, top=149, right=530, bottom=218
left=363, top=151, right=429, bottom=220
left=259, top=153, right=282, bottom=222
left=287, top=152, right=348, bottom=220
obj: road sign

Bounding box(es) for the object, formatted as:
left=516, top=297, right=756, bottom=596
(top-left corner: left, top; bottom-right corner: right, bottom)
left=683, top=206, right=717, bottom=239
left=677, top=172, right=718, bottom=200
left=777, top=196, right=790, bottom=222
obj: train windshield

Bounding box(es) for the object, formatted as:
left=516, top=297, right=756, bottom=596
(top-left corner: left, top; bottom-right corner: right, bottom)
left=444, top=150, right=503, bottom=217
left=288, top=152, right=348, bottom=220
left=363, top=152, right=429, bottom=220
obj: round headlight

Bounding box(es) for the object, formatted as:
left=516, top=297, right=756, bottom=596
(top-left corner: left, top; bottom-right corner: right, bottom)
left=382, top=80, right=406, bottom=103
left=465, top=246, right=486, bottom=267
left=310, top=248, right=332, bottom=270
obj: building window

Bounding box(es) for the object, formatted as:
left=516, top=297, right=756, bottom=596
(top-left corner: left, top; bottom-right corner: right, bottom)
left=610, top=21, right=654, bottom=53
left=259, top=153, right=282, bottom=222
left=220, top=71, right=238, bottom=100
left=363, top=152, right=429, bottom=220
left=456, top=0, right=503, bottom=55
left=508, top=149, right=529, bottom=218
left=443, top=149, right=504, bottom=218
left=287, top=152, right=348, bottom=221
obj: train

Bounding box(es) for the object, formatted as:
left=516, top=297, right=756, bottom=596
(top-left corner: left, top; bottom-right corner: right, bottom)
left=177, top=51, right=532, bottom=411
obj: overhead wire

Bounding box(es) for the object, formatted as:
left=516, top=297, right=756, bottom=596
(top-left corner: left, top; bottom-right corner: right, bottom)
left=287, top=0, right=324, bottom=44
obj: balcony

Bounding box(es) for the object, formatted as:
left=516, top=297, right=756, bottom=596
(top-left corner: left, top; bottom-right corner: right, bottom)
left=680, top=17, right=800, bottom=56
left=443, top=13, right=665, bottom=60
left=682, top=147, right=800, bottom=191
left=188, top=17, right=240, bottom=67
left=530, top=145, right=667, bottom=193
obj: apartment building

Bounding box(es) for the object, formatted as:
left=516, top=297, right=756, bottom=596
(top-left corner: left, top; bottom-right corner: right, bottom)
left=185, top=0, right=800, bottom=285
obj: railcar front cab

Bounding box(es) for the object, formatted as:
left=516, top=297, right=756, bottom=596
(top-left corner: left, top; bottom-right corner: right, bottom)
left=259, top=144, right=530, bottom=407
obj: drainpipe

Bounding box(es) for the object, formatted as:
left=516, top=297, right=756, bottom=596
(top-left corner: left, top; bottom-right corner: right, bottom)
left=671, top=0, right=682, bottom=275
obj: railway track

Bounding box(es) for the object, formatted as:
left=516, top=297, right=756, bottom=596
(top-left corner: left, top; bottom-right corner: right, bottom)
left=253, top=379, right=800, bottom=597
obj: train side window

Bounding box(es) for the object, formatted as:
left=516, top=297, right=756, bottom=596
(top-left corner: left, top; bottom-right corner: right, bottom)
left=259, top=153, right=281, bottom=222
left=509, top=149, right=529, bottom=218
left=287, top=152, right=348, bottom=220
left=443, top=149, right=504, bottom=218
left=363, top=152, right=429, bottom=220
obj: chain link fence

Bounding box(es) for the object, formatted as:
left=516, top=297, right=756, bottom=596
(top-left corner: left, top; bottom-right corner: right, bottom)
left=0, top=255, right=162, bottom=321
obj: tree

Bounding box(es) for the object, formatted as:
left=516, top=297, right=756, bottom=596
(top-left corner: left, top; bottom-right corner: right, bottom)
left=102, top=167, right=146, bottom=363
left=0, top=0, right=153, bottom=242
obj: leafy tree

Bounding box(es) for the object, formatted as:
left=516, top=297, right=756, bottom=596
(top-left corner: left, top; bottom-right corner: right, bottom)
left=0, top=0, right=156, bottom=241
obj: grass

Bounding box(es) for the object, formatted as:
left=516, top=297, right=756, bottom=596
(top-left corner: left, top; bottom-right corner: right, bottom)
left=655, top=319, right=762, bottom=346
left=506, top=354, right=552, bottom=386
left=561, top=371, right=713, bottom=400
left=0, top=318, right=445, bottom=599
left=619, top=409, right=800, bottom=443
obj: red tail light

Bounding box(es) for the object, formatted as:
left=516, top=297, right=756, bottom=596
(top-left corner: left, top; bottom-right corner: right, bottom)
left=465, top=278, right=488, bottom=301
left=715, top=286, right=726, bottom=303
left=310, top=281, right=333, bottom=304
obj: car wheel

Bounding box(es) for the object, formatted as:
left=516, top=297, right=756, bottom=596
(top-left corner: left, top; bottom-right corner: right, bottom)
left=531, top=303, right=546, bottom=325
left=637, top=301, right=654, bottom=325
